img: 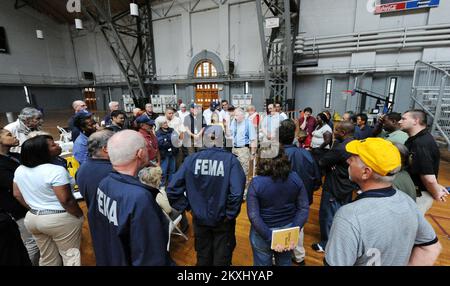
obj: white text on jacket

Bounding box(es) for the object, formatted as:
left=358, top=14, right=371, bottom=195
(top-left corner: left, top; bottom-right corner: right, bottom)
left=194, top=159, right=225, bottom=177
left=97, top=188, right=118, bottom=226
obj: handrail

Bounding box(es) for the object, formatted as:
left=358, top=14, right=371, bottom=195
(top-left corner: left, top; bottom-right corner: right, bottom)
left=414, top=60, right=450, bottom=77
left=410, top=61, right=450, bottom=149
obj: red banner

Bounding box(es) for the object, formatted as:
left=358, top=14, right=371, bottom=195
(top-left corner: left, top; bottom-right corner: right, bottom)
left=375, top=2, right=407, bottom=13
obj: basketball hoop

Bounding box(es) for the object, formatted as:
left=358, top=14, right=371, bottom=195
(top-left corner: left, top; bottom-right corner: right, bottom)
left=341, top=90, right=353, bottom=100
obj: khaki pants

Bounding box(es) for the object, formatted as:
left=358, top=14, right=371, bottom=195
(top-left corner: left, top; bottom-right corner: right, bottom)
left=293, top=228, right=305, bottom=263
left=417, top=191, right=434, bottom=215
left=232, top=147, right=250, bottom=178
left=232, top=147, right=250, bottom=198
left=24, top=212, right=83, bottom=266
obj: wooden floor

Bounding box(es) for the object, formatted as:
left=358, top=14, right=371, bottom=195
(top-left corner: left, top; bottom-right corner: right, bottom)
left=1, top=110, right=448, bottom=266
left=78, top=161, right=450, bottom=266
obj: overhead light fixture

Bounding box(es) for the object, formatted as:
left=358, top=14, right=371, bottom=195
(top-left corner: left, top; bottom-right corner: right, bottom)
left=75, top=18, right=83, bottom=30
left=130, top=3, right=139, bottom=16
left=36, top=30, right=44, bottom=39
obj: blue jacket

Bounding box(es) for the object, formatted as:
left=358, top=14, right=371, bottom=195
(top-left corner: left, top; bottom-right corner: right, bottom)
left=75, top=158, right=113, bottom=214
left=166, top=147, right=246, bottom=227
left=247, top=172, right=310, bottom=241
left=355, top=125, right=374, bottom=140
left=284, top=144, right=321, bottom=204
left=91, top=172, right=171, bottom=266
left=73, top=132, right=89, bottom=165
left=156, top=128, right=178, bottom=159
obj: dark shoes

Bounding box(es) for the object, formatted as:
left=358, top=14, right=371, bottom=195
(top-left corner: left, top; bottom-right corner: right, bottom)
left=311, top=243, right=325, bottom=253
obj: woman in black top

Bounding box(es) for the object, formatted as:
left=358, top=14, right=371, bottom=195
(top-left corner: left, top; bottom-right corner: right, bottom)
left=0, top=129, right=39, bottom=265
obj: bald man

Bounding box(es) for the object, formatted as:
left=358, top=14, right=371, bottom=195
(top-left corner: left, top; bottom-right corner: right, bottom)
left=68, top=100, right=89, bottom=142
left=90, top=130, right=172, bottom=266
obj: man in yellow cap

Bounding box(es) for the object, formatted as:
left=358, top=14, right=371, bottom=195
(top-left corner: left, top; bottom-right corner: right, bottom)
left=324, top=138, right=441, bottom=266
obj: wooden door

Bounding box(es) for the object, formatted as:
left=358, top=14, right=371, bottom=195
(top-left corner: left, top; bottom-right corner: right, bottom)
left=83, top=88, right=97, bottom=111
left=195, top=83, right=219, bottom=109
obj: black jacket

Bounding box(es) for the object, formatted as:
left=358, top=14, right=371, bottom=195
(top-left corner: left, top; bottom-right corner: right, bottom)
left=0, top=153, right=27, bottom=220
left=156, top=128, right=179, bottom=159
left=0, top=209, right=31, bottom=266
left=319, top=137, right=358, bottom=202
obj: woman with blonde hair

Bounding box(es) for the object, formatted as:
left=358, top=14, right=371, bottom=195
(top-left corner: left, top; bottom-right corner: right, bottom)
left=139, top=166, right=179, bottom=219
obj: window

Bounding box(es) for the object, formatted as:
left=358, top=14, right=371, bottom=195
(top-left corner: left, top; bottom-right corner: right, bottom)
left=24, top=86, right=31, bottom=104
left=244, top=82, right=249, bottom=94
left=194, top=61, right=218, bottom=78
left=324, top=79, right=332, bottom=108
left=388, top=77, right=397, bottom=108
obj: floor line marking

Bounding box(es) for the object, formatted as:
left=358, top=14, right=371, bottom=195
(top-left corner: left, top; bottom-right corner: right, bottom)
left=427, top=214, right=450, bottom=239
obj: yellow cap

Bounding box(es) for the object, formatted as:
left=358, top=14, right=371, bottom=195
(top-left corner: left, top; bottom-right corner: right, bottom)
left=345, top=138, right=401, bottom=176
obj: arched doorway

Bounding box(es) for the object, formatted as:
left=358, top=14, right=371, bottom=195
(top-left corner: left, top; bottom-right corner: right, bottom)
left=194, top=60, right=219, bottom=109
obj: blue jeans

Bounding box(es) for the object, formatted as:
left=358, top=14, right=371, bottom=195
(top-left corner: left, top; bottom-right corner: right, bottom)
left=160, top=155, right=176, bottom=186
left=318, top=190, right=348, bottom=248
left=250, top=226, right=292, bottom=266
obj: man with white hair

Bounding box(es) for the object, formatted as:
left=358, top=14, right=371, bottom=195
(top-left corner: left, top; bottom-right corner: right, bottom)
left=177, top=103, right=189, bottom=123
left=102, top=101, right=120, bottom=127
left=246, top=105, right=260, bottom=129
left=89, top=130, right=172, bottom=266
left=76, top=130, right=114, bottom=213
left=325, top=138, right=441, bottom=266
left=68, top=100, right=88, bottom=142
left=5, top=107, right=43, bottom=153
left=229, top=108, right=257, bottom=185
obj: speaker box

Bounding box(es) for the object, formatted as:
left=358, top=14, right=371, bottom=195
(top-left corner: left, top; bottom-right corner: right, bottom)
left=82, top=72, right=95, bottom=81
left=227, top=60, right=235, bottom=75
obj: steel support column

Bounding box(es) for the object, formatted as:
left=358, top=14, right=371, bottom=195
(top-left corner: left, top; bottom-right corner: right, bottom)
left=84, top=0, right=156, bottom=100
left=256, top=0, right=298, bottom=106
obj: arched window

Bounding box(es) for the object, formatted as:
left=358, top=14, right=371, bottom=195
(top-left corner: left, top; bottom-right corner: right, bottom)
left=194, top=61, right=218, bottom=78
left=194, top=61, right=219, bottom=109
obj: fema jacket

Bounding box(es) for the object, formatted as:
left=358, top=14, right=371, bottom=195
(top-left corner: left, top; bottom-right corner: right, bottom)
left=91, top=172, right=171, bottom=266
left=156, top=127, right=178, bottom=159
left=284, top=144, right=321, bottom=205
left=166, top=147, right=246, bottom=227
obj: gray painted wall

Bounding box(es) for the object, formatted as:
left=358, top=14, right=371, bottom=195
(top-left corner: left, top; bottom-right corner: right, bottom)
left=0, top=86, right=82, bottom=113
left=0, top=0, right=77, bottom=81
left=295, top=72, right=415, bottom=116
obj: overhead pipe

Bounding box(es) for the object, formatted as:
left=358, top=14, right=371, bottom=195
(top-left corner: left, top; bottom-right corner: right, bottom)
left=295, top=28, right=450, bottom=46
left=298, top=34, right=450, bottom=51
left=297, top=23, right=450, bottom=42
left=299, top=40, right=450, bottom=56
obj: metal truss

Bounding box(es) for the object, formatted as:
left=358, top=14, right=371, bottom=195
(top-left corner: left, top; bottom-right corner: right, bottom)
left=83, top=0, right=157, bottom=99
left=256, top=0, right=299, bottom=105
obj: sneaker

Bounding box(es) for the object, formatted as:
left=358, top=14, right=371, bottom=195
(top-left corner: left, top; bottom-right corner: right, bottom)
left=311, top=243, right=325, bottom=253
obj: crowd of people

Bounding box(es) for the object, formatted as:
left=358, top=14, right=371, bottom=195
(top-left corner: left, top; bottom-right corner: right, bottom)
left=0, top=99, right=448, bottom=266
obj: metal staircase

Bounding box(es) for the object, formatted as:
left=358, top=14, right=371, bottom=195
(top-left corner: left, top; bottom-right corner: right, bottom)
left=410, top=61, right=450, bottom=149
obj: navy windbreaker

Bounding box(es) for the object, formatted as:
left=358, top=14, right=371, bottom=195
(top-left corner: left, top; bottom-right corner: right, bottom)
left=91, top=172, right=171, bottom=266
left=166, top=147, right=246, bottom=227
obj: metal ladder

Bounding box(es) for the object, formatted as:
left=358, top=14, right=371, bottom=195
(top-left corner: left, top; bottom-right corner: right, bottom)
left=410, top=61, right=450, bottom=150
